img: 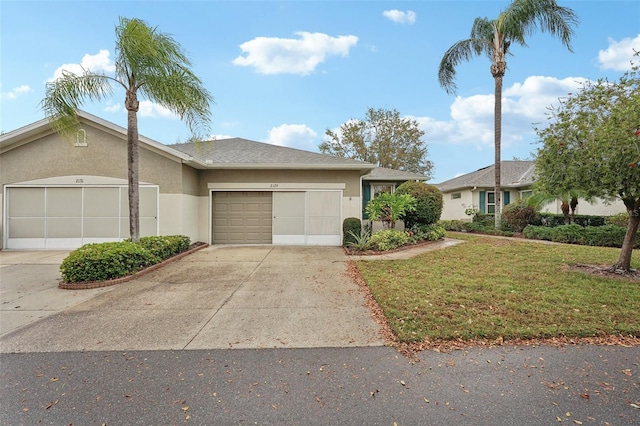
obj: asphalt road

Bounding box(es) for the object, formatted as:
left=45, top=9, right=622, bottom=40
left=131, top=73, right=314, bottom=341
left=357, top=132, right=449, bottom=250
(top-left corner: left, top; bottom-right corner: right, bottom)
left=1, top=344, right=638, bottom=425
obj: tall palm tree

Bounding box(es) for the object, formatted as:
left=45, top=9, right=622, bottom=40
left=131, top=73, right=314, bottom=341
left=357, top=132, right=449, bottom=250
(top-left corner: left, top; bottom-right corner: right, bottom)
left=438, top=0, right=578, bottom=229
left=42, top=17, right=213, bottom=242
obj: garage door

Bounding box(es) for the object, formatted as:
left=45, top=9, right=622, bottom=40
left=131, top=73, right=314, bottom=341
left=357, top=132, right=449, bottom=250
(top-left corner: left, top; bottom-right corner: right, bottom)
left=212, top=192, right=272, bottom=244
left=5, top=186, right=158, bottom=249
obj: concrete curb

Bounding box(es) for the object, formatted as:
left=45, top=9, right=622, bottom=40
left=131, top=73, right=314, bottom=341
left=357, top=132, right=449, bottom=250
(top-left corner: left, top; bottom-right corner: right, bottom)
left=58, top=243, right=209, bottom=290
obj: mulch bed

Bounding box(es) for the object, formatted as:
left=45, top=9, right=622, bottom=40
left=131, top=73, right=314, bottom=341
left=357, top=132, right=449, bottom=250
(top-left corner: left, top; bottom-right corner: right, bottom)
left=343, top=239, right=441, bottom=256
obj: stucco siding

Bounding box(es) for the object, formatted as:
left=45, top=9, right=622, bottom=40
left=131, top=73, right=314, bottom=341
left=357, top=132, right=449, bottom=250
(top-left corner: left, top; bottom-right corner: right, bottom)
left=441, top=190, right=475, bottom=221
left=197, top=169, right=361, bottom=197
left=540, top=198, right=626, bottom=216
left=0, top=124, right=184, bottom=193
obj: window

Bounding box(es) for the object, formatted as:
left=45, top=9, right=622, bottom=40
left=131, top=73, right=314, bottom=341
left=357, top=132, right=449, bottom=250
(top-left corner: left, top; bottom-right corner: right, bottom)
left=451, top=192, right=461, bottom=199
left=521, top=190, right=532, bottom=199
left=487, top=192, right=495, bottom=213
left=372, top=184, right=395, bottom=197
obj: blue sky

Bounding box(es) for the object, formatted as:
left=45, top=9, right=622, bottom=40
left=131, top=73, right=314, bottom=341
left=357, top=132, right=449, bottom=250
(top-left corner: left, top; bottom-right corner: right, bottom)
left=1, top=0, right=638, bottom=182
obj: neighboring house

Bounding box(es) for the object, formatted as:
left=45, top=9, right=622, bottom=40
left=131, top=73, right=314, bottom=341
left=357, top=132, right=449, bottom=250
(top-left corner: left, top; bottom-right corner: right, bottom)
left=0, top=111, right=375, bottom=250
left=435, top=161, right=625, bottom=221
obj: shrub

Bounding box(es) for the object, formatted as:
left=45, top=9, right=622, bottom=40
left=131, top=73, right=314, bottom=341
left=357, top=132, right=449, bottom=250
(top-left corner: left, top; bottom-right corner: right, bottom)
left=501, top=199, right=539, bottom=233
left=538, top=213, right=607, bottom=227
left=346, top=228, right=372, bottom=251
left=524, top=224, right=637, bottom=248
left=369, top=229, right=410, bottom=251
left=416, top=224, right=446, bottom=241
left=139, top=235, right=190, bottom=260
left=473, top=214, right=495, bottom=228
left=365, top=192, right=416, bottom=229
left=606, top=212, right=629, bottom=228
left=60, top=242, right=159, bottom=283
left=438, top=219, right=466, bottom=232
left=395, top=181, right=444, bottom=227
left=343, top=217, right=362, bottom=246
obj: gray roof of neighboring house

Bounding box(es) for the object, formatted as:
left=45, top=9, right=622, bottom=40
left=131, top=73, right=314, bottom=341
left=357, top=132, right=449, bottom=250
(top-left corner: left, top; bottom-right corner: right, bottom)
left=362, top=167, right=429, bottom=182
left=435, top=161, right=535, bottom=192
left=170, top=138, right=374, bottom=171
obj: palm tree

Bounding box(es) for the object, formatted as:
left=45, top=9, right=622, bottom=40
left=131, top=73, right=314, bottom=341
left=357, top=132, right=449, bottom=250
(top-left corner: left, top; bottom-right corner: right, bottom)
left=438, top=0, right=578, bottom=229
left=42, top=17, right=213, bottom=242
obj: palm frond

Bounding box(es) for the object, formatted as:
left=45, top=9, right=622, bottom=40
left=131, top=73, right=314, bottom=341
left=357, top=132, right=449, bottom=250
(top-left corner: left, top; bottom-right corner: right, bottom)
left=115, top=16, right=214, bottom=139
left=41, top=71, right=114, bottom=138
left=438, top=36, right=492, bottom=94
left=500, top=0, right=578, bottom=51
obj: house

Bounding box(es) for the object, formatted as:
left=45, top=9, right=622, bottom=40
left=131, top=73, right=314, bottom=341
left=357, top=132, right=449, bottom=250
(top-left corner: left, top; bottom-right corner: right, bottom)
left=435, top=161, right=625, bottom=221
left=0, top=111, right=376, bottom=250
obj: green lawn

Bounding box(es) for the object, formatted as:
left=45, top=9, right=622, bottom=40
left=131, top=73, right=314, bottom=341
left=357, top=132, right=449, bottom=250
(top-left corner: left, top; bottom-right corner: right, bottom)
left=355, top=234, right=640, bottom=344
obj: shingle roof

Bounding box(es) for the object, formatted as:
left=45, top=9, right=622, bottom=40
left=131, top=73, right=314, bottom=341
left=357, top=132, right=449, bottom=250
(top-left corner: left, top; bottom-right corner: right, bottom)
left=435, top=161, right=535, bottom=192
left=362, top=167, right=429, bottom=181
left=170, top=138, right=374, bottom=170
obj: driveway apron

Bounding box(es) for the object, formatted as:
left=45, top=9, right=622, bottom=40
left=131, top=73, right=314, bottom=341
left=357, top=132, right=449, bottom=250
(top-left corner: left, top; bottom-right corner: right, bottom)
left=0, top=246, right=385, bottom=353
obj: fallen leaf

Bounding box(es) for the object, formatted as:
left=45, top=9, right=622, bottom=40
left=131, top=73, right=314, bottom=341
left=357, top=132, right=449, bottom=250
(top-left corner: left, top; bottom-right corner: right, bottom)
left=185, top=414, right=191, bottom=420
left=566, top=412, right=571, bottom=417
left=50, top=377, right=59, bottom=382
left=579, top=393, right=589, bottom=399
left=424, top=398, right=430, bottom=403
left=182, top=406, right=189, bottom=412
left=629, top=403, right=640, bottom=409
left=556, top=416, right=563, bottom=422
left=573, top=421, right=583, bottom=425
left=400, top=380, right=406, bottom=387
left=622, top=369, right=632, bottom=376
left=45, top=400, right=58, bottom=410
left=22, top=407, right=29, bottom=412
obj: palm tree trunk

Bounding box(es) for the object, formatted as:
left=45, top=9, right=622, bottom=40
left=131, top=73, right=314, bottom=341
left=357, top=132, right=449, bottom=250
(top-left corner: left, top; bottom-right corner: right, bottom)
left=125, top=90, right=140, bottom=242
left=493, top=73, right=503, bottom=230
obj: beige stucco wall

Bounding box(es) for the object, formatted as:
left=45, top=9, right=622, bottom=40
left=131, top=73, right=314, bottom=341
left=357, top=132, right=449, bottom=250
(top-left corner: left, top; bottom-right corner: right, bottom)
left=197, top=169, right=362, bottom=197
left=0, top=123, right=184, bottom=193
left=441, top=190, right=476, bottom=221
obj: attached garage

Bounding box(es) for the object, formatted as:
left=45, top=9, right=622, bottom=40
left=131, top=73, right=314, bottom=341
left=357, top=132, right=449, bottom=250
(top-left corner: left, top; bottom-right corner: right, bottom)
left=211, top=189, right=342, bottom=246
left=212, top=191, right=272, bottom=244
left=5, top=185, right=158, bottom=249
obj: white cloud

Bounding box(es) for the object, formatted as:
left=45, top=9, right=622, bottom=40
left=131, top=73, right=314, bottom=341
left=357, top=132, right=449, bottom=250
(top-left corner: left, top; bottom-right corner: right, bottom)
left=266, top=124, right=317, bottom=150
left=0, top=84, right=32, bottom=100
left=49, top=49, right=115, bottom=81
left=104, top=101, right=121, bottom=113
left=598, top=34, right=640, bottom=71
left=414, top=76, right=588, bottom=149
left=232, top=32, right=358, bottom=75
left=138, top=101, right=178, bottom=119
left=383, top=10, right=416, bottom=25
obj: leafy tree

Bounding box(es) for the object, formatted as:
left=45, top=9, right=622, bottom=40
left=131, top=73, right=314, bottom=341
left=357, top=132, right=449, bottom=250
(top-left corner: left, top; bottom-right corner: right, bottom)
left=42, top=17, right=213, bottom=242
left=365, top=192, right=416, bottom=229
left=438, top=0, right=578, bottom=230
left=395, top=181, right=443, bottom=227
left=534, top=58, right=640, bottom=272
left=319, top=107, right=433, bottom=177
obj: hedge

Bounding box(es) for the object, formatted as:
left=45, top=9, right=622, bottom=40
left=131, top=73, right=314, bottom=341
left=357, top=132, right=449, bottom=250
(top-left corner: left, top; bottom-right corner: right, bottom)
left=523, top=224, right=637, bottom=248
left=60, top=235, right=192, bottom=283
left=343, top=217, right=362, bottom=246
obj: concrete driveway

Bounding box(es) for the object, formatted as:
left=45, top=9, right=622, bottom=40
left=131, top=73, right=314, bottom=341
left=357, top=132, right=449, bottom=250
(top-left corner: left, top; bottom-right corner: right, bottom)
left=0, top=246, right=385, bottom=353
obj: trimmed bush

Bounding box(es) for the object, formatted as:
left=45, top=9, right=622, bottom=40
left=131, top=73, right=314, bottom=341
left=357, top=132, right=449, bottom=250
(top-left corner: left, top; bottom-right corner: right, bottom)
left=438, top=219, right=466, bottom=232
left=60, top=242, right=160, bottom=283
left=501, top=199, right=539, bottom=233
left=139, top=235, right=190, bottom=260
left=369, top=229, right=410, bottom=251
left=473, top=214, right=495, bottom=228
left=538, top=213, right=607, bottom=228
left=606, top=212, right=629, bottom=228
left=523, top=224, right=638, bottom=248
left=396, top=181, right=443, bottom=227
left=416, top=223, right=446, bottom=241
left=343, top=217, right=362, bottom=246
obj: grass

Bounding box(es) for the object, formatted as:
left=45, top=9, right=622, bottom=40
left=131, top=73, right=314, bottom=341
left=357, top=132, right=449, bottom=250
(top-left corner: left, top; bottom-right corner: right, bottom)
left=355, top=234, right=640, bottom=344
